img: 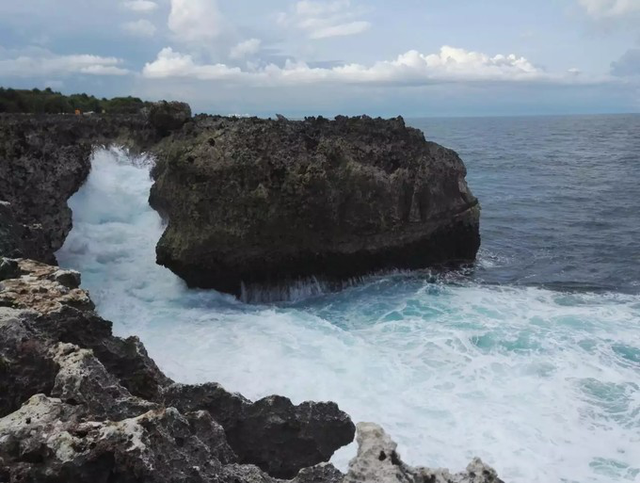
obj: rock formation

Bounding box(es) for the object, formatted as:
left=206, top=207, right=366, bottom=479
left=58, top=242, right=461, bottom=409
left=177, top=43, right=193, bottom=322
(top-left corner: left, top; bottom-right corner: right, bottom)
left=149, top=115, right=480, bottom=296
left=0, top=108, right=501, bottom=482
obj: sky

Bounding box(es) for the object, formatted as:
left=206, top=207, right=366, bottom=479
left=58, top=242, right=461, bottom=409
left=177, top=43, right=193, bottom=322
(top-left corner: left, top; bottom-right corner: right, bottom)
left=1, top=0, right=639, bottom=116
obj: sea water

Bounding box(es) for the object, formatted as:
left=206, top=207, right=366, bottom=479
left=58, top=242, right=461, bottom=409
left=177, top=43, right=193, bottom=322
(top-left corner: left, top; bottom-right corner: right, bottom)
left=57, top=115, right=640, bottom=483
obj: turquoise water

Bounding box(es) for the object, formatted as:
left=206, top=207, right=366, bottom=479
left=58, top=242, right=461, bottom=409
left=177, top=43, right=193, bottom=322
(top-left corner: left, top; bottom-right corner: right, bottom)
left=57, top=115, right=640, bottom=483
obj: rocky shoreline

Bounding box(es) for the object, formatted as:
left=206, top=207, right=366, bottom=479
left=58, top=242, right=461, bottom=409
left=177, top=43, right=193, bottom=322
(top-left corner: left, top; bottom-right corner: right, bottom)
left=0, top=106, right=501, bottom=482
left=0, top=258, right=502, bottom=482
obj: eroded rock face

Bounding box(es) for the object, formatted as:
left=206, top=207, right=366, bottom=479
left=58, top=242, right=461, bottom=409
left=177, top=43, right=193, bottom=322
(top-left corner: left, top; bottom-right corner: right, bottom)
left=150, top=115, right=480, bottom=296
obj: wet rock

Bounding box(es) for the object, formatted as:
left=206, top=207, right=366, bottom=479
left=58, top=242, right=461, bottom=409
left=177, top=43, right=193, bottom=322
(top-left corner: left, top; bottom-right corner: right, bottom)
left=150, top=115, right=480, bottom=296
left=164, top=384, right=355, bottom=478
left=344, top=423, right=504, bottom=483
left=148, top=101, right=192, bottom=135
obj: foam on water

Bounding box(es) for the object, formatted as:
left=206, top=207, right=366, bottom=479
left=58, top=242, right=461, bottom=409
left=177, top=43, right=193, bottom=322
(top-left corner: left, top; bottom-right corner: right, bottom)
left=57, top=148, right=640, bottom=483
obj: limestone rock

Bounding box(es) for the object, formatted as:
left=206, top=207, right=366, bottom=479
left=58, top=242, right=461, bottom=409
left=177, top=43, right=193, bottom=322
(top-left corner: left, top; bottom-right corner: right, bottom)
left=149, top=115, right=480, bottom=296
left=344, top=423, right=504, bottom=483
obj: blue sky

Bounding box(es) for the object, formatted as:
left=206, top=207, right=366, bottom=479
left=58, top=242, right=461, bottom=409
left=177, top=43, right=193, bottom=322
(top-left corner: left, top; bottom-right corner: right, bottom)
left=1, top=0, right=639, bottom=116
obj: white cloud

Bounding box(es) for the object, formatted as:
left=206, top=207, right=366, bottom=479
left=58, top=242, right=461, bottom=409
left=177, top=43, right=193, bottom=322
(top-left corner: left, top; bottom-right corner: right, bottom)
left=310, top=20, right=370, bottom=39
left=0, top=51, right=129, bottom=77
left=578, top=0, right=640, bottom=18
left=122, top=19, right=157, bottom=37
left=168, top=0, right=225, bottom=44
left=143, top=47, right=241, bottom=79
left=121, top=0, right=158, bottom=13
left=229, top=39, right=262, bottom=59
left=279, top=0, right=371, bottom=39
left=142, top=45, right=599, bottom=87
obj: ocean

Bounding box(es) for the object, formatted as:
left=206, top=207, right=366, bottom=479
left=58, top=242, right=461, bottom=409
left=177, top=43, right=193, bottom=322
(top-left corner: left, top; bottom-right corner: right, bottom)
left=56, top=114, right=640, bottom=483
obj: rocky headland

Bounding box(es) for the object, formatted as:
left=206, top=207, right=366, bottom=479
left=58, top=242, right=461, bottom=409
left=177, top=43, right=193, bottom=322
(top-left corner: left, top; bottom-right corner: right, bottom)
left=149, top=114, right=480, bottom=296
left=0, top=105, right=500, bottom=482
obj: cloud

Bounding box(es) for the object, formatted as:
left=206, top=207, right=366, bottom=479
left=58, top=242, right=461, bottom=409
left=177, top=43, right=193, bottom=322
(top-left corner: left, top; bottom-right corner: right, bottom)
left=309, top=21, right=370, bottom=39
left=611, top=49, right=640, bottom=76
left=230, top=39, right=262, bottom=59
left=121, top=0, right=158, bottom=13
left=122, top=19, right=157, bottom=37
left=168, top=0, right=225, bottom=44
left=0, top=50, right=129, bottom=77
left=577, top=0, right=640, bottom=18
left=278, top=0, right=371, bottom=39
left=142, top=45, right=600, bottom=87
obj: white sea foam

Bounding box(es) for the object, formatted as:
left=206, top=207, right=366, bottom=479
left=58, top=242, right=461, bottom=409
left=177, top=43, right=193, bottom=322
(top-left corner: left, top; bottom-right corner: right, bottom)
left=57, top=148, right=640, bottom=483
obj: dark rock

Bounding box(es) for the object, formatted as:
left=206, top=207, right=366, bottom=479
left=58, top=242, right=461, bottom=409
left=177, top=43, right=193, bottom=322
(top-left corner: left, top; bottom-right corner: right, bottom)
left=293, top=463, right=344, bottom=483
left=0, top=203, right=24, bottom=259
left=149, top=115, right=480, bottom=296
left=0, top=308, right=58, bottom=418
left=148, top=101, right=192, bottom=135
left=164, top=384, right=355, bottom=478
left=0, top=118, right=91, bottom=263
left=0, top=257, right=21, bottom=281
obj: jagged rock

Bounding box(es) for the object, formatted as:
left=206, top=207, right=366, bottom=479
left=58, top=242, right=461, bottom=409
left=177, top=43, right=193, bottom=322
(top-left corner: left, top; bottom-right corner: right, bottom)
left=0, top=307, right=58, bottom=418
left=148, top=101, right=192, bottom=135
left=149, top=115, right=480, bottom=296
left=164, top=383, right=355, bottom=478
left=0, top=260, right=168, bottom=403
left=0, top=395, right=236, bottom=483
left=344, top=423, right=503, bottom=483
left=50, top=342, right=157, bottom=420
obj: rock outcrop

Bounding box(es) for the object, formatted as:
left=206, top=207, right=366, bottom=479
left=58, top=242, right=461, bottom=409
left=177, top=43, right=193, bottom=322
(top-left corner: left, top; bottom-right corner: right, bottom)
left=0, top=258, right=356, bottom=482
left=150, top=115, right=480, bottom=296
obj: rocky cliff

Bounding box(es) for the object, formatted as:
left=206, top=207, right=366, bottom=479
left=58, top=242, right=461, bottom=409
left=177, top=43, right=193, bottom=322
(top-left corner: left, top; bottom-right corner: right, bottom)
left=150, top=115, right=480, bottom=296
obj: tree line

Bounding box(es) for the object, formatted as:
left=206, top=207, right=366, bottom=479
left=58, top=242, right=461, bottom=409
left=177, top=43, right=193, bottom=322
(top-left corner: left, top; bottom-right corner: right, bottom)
left=0, top=87, right=152, bottom=114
